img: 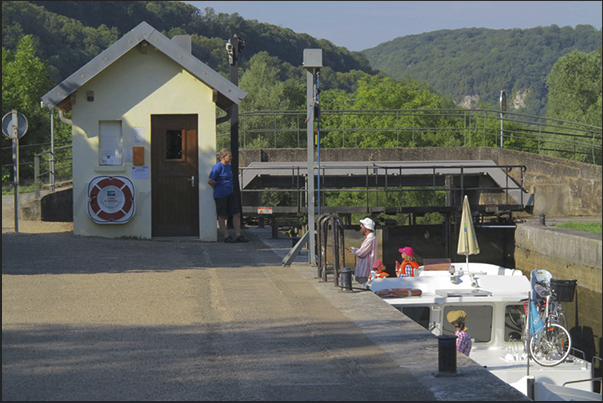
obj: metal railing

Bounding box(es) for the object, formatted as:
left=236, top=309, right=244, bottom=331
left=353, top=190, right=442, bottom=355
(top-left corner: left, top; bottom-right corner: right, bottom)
left=33, top=145, right=73, bottom=198
left=240, top=163, right=529, bottom=215
left=218, top=108, right=602, bottom=165
left=2, top=141, right=72, bottom=192
left=3, top=108, right=600, bottom=193
left=317, top=214, right=348, bottom=287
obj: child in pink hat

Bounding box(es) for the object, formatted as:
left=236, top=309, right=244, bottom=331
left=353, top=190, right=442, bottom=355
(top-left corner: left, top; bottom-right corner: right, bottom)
left=396, top=247, right=419, bottom=277
left=368, top=260, right=390, bottom=280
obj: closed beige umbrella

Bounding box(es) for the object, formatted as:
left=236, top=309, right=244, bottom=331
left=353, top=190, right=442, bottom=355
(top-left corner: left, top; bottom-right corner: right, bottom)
left=457, top=195, right=480, bottom=270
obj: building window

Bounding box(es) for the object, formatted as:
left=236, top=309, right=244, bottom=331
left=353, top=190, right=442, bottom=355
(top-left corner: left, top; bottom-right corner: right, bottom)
left=166, top=130, right=183, bottom=160
left=99, top=121, right=122, bottom=165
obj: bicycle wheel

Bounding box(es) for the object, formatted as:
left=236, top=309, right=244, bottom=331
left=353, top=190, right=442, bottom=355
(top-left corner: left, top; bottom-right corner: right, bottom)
left=529, top=323, right=572, bottom=367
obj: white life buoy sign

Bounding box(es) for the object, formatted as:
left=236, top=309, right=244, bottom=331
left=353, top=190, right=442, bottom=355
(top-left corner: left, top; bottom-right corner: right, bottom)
left=87, top=176, right=135, bottom=224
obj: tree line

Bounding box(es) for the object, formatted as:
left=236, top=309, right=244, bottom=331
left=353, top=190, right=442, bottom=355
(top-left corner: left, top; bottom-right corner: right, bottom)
left=363, top=25, right=602, bottom=116
left=2, top=1, right=602, bottom=185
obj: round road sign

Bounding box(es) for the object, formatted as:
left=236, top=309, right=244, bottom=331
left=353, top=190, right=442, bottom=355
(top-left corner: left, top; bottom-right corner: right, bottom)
left=2, top=110, right=28, bottom=139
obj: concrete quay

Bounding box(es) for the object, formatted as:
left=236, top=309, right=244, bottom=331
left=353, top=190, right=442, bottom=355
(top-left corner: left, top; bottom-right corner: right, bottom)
left=2, top=221, right=529, bottom=401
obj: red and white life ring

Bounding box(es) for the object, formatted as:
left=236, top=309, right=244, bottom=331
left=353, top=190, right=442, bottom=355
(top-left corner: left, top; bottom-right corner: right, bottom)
left=87, top=176, right=135, bottom=224
left=375, top=288, right=422, bottom=298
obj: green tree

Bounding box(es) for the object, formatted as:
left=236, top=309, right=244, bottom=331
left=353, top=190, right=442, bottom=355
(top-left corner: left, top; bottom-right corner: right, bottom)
left=2, top=35, right=68, bottom=182
left=546, top=49, right=602, bottom=126
left=238, top=52, right=294, bottom=148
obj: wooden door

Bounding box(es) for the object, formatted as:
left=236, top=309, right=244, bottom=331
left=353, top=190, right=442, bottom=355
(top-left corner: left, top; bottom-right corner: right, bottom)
left=151, top=115, right=199, bottom=237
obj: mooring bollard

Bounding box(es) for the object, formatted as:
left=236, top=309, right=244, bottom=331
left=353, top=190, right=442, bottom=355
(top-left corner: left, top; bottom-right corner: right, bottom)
left=539, top=213, right=546, bottom=226
left=340, top=268, right=353, bottom=291
left=437, top=335, right=458, bottom=374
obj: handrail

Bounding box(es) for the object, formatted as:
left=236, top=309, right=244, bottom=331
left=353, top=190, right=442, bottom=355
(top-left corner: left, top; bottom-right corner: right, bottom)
left=317, top=214, right=346, bottom=286
left=228, top=108, right=602, bottom=165
left=560, top=353, right=602, bottom=394
left=562, top=377, right=602, bottom=393
left=34, top=145, right=72, bottom=198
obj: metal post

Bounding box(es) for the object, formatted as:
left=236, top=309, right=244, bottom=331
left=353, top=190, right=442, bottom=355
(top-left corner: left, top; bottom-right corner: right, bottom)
left=527, top=376, right=535, bottom=400
left=500, top=90, right=506, bottom=148
left=12, top=136, right=19, bottom=233
left=306, top=68, right=316, bottom=266
left=50, top=108, right=55, bottom=191
left=228, top=35, right=244, bottom=228
left=11, top=110, right=20, bottom=233
left=500, top=113, right=504, bottom=148
left=303, top=49, right=322, bottom=267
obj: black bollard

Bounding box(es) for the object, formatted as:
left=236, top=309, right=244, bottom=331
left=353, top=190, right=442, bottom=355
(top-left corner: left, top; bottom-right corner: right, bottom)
left=340, top=268, right=353, bottom=290
left=539, top=213, right=546, bottom=226
left=437, top=335, right=458, bottom=374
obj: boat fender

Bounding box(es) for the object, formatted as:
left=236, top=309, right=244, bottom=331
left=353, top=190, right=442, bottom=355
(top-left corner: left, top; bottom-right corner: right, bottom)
left=375, top=288, right=422, bottom=298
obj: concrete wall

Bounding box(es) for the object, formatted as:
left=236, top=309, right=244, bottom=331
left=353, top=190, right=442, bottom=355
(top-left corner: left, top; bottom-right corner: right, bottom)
left=515, top=222, right=602, bottom=359
left=515, top=223, right=601, bottom=293
left=240, top=147, right=602, bottom=217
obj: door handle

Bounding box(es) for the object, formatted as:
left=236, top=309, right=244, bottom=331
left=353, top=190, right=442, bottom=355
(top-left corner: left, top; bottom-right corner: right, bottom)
left=187, top=175, right=195, bottom=187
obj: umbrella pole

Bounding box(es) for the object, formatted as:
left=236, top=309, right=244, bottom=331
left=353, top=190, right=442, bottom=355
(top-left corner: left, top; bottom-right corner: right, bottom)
left=465, top=227, right=469, bottom=274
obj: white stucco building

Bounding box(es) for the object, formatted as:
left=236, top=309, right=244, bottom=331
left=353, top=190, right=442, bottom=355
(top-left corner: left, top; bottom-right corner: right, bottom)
left=41, top=22, right=246, bottom=241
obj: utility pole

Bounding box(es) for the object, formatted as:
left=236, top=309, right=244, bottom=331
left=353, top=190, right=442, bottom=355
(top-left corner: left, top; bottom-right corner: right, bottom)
left=226, top=34, right=245, bottom=226
left=500, top=90, right=506, bottom=148
left=303, top=49, right=322, bottom=266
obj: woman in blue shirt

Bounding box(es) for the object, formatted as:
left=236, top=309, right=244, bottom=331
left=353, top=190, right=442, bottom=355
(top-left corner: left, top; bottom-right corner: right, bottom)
left=208, top=148, right=249, bottom=243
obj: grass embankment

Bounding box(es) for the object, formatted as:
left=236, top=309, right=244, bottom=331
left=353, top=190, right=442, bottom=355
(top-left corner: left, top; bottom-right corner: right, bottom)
left=2, top=184, right=36, bottom=196
left=553, top=221, right=602, bottom=234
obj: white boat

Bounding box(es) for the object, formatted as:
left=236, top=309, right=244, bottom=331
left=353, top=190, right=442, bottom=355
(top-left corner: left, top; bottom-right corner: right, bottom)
left=365, top=261, right=601, bottom=401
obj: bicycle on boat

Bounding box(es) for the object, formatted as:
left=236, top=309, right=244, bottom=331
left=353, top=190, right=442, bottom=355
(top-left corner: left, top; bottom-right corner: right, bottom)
left=525, top=270, right=576, bottom=367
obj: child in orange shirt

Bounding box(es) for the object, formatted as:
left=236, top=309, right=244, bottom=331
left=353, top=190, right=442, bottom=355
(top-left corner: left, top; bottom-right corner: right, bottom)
left=396, top=247, right=419, bottom=277
left=368, top=260, right=390, bottom=280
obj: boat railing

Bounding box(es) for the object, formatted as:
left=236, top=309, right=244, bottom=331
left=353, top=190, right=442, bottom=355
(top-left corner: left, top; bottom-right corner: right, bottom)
left=570, top=347, right=588, bottom=364
left=562, top=355, right=602, bottom=394
left=562, top=378, right=602, bottom=395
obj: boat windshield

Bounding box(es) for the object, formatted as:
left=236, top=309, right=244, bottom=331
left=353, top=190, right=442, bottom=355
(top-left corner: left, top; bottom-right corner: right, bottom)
left=400, top=306, right=430, bottom=329
left=442, top=305, right=493, bottom=342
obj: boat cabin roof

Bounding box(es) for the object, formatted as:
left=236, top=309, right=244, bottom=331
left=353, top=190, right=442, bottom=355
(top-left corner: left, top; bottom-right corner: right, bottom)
left=367, top=263, right=530, bottom=306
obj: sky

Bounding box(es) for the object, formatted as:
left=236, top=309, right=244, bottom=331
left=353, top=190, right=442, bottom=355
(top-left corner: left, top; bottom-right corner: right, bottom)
left=186, top=1, right=602, bottom=51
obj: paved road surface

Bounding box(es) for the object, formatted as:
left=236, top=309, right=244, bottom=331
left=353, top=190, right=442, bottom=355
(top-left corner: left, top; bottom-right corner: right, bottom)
left=2, top=198, right=528, bottom=401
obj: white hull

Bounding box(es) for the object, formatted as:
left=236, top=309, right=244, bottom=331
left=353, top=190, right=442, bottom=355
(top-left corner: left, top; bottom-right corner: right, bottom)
left=366, top=262, right=600, bottom=401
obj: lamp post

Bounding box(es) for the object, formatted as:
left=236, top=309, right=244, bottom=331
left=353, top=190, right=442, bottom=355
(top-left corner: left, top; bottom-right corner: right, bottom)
left=226, top=34, right=245, bottom=226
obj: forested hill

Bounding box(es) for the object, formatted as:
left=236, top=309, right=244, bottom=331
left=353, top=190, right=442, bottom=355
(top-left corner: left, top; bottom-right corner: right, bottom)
left=3, top=1, right=601, bottom=117
left=362, top=26, right=602, bottom=116
left=3, top=1, right=376, bottom=83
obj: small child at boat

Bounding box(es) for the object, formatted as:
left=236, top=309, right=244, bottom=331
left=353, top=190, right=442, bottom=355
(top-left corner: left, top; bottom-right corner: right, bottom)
left=368, top=260, right=390, bottom=280
left=447, top=310, right=472, bottom=356
left=396, top=246, right=419, bottom=277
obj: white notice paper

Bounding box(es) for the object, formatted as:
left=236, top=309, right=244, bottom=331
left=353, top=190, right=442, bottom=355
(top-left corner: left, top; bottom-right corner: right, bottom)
left=132, top=166, right=150, bottom=179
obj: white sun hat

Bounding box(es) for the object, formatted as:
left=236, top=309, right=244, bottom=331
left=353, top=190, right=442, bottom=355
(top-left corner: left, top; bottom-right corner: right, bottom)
left=359, top=217, right=375, bottom=231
